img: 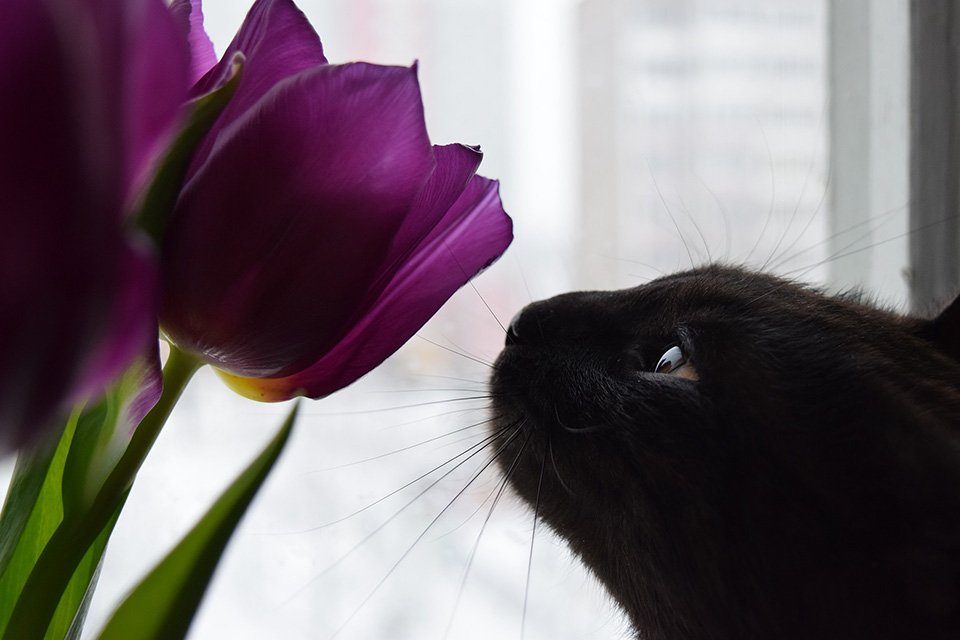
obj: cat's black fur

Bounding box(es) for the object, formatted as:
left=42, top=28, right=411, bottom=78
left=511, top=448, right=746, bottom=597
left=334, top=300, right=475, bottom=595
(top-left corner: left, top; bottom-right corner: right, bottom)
left=489, top=265, right=960, bottom=640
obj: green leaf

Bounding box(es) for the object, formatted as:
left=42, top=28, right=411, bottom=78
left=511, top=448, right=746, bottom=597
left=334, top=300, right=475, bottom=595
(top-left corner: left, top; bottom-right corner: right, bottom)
left=132, top=52, right=244, bottom=245
left=0, top=355, right=154, bottom=639
left=0, top=393, right=134, bottom=640
left=1, top=349, right=201, bottom=640
left=61, top=358, right=160, bottom=515
left=0, top=410, right=79, bottom=634
left=96, top=402, right=299, bottom=640
left=54, top=503, right=123, bottom=640
left=0, top=411, right=80, bottom=630
left=0, top=414, right=71, bottom=576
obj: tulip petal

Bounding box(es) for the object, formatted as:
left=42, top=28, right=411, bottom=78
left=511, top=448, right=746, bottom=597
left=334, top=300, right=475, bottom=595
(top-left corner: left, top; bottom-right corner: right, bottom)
left=220, top=175, right=513, bottom=401
left=169, top=0, right=218, bottom=84
left=162, top=63, right=436, bottom=379
left=116, top=0, right=192, bottom=200
left=0, top=0, right=117, bottom=448
left=72, top=240, right=159, bottom=406
left=188, top=0, right=327, bottom=170
left=0, top=0, right=181, bottom=449
left=381, top=143, right=484, bottom=270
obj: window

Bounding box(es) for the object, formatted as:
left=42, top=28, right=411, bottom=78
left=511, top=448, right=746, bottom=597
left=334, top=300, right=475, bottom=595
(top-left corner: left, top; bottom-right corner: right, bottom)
left=62, top=3, right=956, bottom=639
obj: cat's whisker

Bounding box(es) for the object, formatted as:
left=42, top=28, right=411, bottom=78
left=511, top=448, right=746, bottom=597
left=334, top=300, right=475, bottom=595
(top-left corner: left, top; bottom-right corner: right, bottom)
left=648, top=164, right=697, bottom=271
left=561, top=424, right=610, bottom=434
left=438, top=329, right=501, bottom=368
left=279, top=426, right=518, bottom=616
left=304, top=394, right=493, bottom=416
left=369, top=386, right=489, bottom=395
left=765, top=167, right=833, bottom=271
left=619, top=258, right=667, bottom=278
left=429, top=463, right=515, bottom=543
left=748, top=215, right=951, bottom=307
left=513, top=252, right=536, bottom=304
left=416, top=333, right=496, bottom=369
left=309, top=417, right=498, bottom=472
left=747, top=275, right=803, bottom=306
left=429, top=419, right=530, bottom=543
left=443, top=425, right=532, bottom=640
left=778, top=167, right=833, bottom=267
left=783, top=212, right=959, bottom=281
left=557, top=420, right=609, bottom=435
left=551, top=405, right=610, bottom=434
left=675, top=188, right=713, bottom=265
left=626, top=272, right=659, bottom=284
left=691, top=172, right=734, bottom=261
left=280, top=426, right=509, bottom=537
left=749, top=212, right=944, bottom=305
left=804, top=213, right=901, bottom=274
left=469, top=279, right=509, bottom=336
left=379, top=405, right=491, bottom=432
left=443, top=427, right=511, bottom=453
left=770, top=197, right=908, bottom=272
left=763, top=98, right=829, bottom=270
left=415, top=372, right=491, bottom=386
left=745, top=116, right=778, bottom=264
left=547, top=435, right=576, bottom=497
left=327, top=426, right=528, bottom=639
left=446, top=242, right=509, bottom=335
left=620, top=261, right=665, bottom=284
left=521, top=441, right=547, bottom=640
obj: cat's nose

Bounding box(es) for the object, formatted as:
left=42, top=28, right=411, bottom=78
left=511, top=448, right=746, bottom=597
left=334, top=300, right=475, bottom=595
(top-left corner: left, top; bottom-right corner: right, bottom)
left=505, top=310, right=522, bottom=346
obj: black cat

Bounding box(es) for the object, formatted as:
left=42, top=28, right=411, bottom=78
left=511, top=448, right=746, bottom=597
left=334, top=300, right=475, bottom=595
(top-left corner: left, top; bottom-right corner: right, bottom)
left=489, top=265, right=960, bottom=640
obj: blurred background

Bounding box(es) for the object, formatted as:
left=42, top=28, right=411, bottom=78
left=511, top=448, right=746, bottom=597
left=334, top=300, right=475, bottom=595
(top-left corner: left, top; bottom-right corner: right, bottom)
left=5, top=0, right=930, bottom=638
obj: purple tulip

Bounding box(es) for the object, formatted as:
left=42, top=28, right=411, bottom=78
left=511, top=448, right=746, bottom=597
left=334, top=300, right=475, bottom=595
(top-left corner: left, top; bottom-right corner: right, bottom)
left=169, top=0, right=217, bottom=85
left=0, top=0, right=189, bottom=450
left=160, top=0, right=513, bottom=401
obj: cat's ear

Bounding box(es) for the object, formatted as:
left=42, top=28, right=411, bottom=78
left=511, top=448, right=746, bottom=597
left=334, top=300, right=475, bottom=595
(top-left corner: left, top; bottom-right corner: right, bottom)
left=918, top=293, right=960, bottom=361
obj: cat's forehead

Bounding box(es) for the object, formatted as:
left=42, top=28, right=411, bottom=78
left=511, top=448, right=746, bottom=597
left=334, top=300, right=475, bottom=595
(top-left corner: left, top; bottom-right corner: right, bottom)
left=628, top=266, right=799, bottom=311
left=516, top=265, right=896, bottom=344
left=619, top=266, right=889, bottom=336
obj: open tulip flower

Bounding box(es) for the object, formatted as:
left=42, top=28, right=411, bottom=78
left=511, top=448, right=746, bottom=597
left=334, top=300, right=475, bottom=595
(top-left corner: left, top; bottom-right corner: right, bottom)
left=161, top=0, right=513, bottom=401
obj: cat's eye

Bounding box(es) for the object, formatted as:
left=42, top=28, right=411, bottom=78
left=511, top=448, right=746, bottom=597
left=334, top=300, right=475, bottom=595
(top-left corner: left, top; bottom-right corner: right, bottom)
left=655, top=346, right=685, bottom=373
left=655, top=345, right=698, bottom=380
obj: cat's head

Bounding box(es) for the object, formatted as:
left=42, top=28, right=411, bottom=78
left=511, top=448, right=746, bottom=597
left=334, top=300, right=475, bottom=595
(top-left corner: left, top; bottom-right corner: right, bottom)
left=489, top=265, right=960, bottom=639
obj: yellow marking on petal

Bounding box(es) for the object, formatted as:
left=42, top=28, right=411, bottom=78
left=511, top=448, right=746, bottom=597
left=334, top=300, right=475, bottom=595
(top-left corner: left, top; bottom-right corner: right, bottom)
left=216, top=369, right=296, bottom=402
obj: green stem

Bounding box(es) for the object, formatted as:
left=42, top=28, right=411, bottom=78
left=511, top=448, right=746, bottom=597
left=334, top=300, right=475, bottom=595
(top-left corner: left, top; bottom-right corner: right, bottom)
left=2, top=346, right=202, bottom=640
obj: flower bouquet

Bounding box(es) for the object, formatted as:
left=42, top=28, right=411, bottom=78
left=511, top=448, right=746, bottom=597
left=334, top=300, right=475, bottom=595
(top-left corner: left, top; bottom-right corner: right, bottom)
left=0, top=0, right=512, bottom=637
